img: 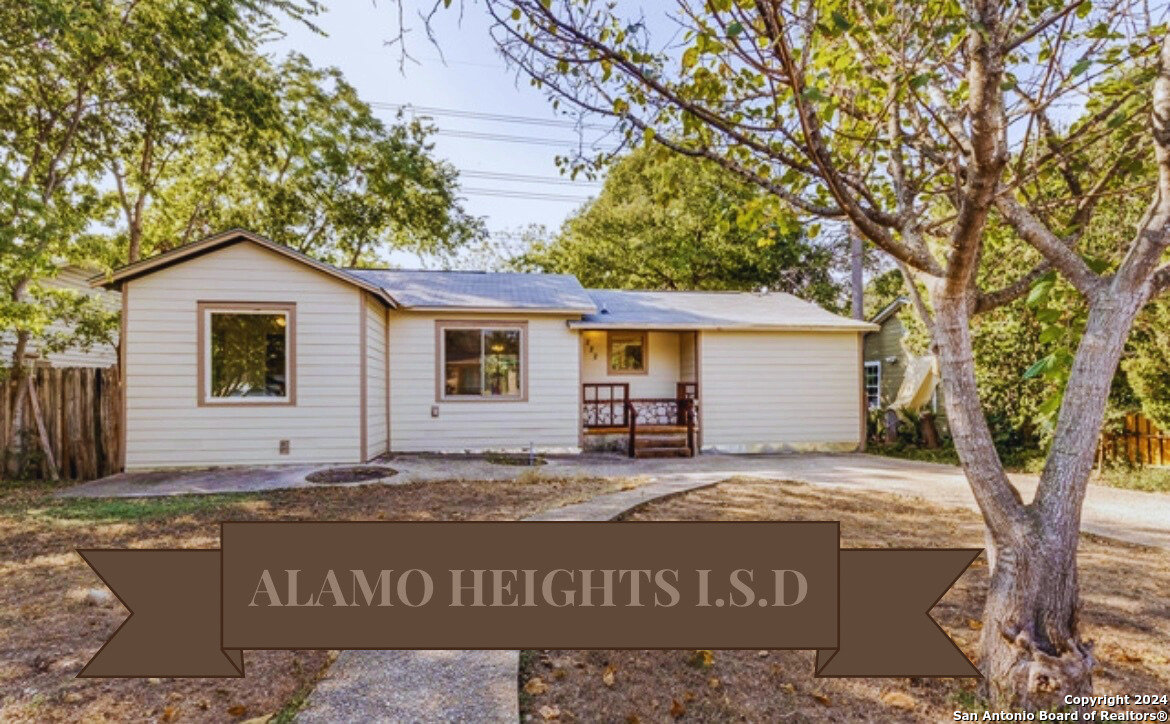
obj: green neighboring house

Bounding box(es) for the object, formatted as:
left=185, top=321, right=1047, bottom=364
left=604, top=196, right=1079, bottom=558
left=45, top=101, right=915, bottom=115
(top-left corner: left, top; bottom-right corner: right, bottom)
left=862, top=297, right=948, bottom=434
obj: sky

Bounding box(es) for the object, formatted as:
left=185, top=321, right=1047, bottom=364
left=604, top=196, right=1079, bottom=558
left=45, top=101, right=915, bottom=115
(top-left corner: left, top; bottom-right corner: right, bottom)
left=268, top=2, right=611, bottom=267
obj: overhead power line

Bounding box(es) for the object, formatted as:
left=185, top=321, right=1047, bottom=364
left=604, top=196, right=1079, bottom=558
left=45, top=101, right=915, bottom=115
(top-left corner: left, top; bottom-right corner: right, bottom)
left=460, top=186, right=594, bottom=203
left=433, top=128, right=620, bottom=151
left=460, top=170, right=602, bottom=187
left=371, top=102, right=614, bottom=132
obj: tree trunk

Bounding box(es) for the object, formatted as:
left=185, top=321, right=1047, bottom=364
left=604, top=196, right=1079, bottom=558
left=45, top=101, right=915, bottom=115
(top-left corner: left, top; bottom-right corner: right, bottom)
left=5, top=330, right=31, bottom=477
left=931, top=283, right=1143, bottom=709
left=928, top=283, right=1090, bottom=708
left=979, top=521, right=1093, bottom=710
left=982, top=297, right=1144, bottom=708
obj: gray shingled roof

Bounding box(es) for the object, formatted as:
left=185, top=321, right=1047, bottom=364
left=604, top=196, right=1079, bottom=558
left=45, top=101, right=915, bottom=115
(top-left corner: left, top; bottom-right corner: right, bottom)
left=346, top=269, right=596, bottom=312
left=574, top=290, right=877, bottom=331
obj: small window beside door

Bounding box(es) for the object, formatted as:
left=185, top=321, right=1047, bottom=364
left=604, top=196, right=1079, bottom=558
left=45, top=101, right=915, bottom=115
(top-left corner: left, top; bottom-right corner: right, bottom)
left=607, top=331, right=647, bottom=375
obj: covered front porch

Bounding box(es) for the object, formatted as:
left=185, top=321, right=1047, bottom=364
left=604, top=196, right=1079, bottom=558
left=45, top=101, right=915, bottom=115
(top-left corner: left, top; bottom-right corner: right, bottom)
left=579, top=329, right=699, bottom=458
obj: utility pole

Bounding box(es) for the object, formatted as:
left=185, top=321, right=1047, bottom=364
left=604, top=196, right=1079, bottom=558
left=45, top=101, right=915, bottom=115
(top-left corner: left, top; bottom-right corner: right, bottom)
left=850, top=230, right=864, bottom=320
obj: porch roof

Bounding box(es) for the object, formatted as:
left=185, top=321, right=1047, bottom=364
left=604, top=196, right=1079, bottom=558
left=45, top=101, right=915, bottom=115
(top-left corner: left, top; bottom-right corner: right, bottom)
left=571, top=289, right=878, bottom=332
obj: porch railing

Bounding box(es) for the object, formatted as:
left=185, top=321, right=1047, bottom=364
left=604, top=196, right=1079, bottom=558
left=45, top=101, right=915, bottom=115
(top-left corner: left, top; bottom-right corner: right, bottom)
left=582, top=382, right=630, bottom=428
left=582, top=383, right=700, bottom=429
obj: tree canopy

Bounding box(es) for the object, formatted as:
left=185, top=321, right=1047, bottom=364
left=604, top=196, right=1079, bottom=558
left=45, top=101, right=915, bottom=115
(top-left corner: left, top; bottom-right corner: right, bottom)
left=1, top=0, right=480, bottom=377
left=519, top=146, right=844, bottom=308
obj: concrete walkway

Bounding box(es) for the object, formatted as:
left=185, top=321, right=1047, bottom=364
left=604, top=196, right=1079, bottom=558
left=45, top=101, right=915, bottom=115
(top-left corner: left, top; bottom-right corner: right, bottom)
left=296, top=473, right=725, bottom=723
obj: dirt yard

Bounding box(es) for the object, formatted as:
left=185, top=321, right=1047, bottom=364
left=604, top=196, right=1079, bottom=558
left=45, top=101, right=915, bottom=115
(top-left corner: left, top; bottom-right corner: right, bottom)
left=0, top=475, right=631, bottom=723
left=520, top=478, right=1170, bottom=723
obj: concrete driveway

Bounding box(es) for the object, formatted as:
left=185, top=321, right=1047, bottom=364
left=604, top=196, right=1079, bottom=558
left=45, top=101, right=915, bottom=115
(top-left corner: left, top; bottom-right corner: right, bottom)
left=59, top=452, right=1170, bottom=551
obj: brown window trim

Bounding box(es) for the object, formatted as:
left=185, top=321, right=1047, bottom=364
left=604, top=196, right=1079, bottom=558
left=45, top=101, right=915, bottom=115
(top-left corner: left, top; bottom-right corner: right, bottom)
left=435, top=320, right=528, bottom=403
left=197, top=301, right=297, bottom=407
left=607, top=330, right=649, bottom=376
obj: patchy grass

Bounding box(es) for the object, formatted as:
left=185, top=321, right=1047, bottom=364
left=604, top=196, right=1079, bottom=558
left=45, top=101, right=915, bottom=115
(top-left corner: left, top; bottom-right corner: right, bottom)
left=870, top=444, right=1170, bottom=493
left=6, top=492, right=263, bottom=522
left=867, top=442, right=963, bottom=466
left=520, top=478, right=1170, bottom=723
left=0, top=475, right=636, bottom=723
left=1093, top=465, right=1170, bottom=493
left=867, top=442, right=1048, bottom=473
left=485, top=452, right=548, bottom=467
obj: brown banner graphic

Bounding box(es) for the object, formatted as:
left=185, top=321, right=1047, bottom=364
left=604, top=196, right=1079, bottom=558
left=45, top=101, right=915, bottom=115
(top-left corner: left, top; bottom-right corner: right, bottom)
left=77, top=521, right=980, bottom=678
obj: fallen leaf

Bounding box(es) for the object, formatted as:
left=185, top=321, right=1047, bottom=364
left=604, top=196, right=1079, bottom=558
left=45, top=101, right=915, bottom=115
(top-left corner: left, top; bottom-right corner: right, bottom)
left=967, top=619, right=984, bottom=630
left=524, top=677, right=548, bottom=695
left=553, top=668, right=567, bottom=680
left=880, top=691, right=917, bottom=710
left=602, top=665, right=616, bottom=687
left=686, top=649, right=714, bottom=668
left=227, top=704, right=248, bottom=717
left=625, top=716, right=641, bottom=724
left=669, top=699, right=686, bottom=719
left=538, top=704, right=561, bottom=720
left=780, top=682, right=796, bottom=694
left=707, top=677, right=721, bottom=690
left=812, top=693, right=832, bottom=706
left=683, top=690, right=696, bottom=702
left=161, top=706, right=178, bottom=722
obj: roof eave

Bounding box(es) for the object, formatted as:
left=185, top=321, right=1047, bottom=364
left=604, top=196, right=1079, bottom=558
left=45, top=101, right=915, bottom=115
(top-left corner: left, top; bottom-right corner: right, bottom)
left=568, top=321, right=879, bottom=332
left=869, top=296, right=909, bottom=325
left=399, top=305, right=598, bottom=315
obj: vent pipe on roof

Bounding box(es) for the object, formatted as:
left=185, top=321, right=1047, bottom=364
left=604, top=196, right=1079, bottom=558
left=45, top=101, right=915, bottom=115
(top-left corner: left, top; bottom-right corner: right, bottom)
left=600, top=303, right=609, bottom=314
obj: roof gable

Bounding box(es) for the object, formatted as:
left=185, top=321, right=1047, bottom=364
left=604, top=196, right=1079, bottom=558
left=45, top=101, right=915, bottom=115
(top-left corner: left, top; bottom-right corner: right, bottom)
left=94, top=229, right=396, bottom=305
left=869, top=296, right=909, bottom=325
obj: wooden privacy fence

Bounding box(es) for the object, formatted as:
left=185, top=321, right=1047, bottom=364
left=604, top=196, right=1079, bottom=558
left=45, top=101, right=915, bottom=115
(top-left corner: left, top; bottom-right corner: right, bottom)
left=1, top=366, right=122, bottom=480
left=1098, top=412, right=1170, bottom=468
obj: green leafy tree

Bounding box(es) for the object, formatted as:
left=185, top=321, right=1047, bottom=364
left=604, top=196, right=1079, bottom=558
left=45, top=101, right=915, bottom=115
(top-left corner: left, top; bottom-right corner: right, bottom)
left=142, top=54, right=483, bottom=267
left=1, top=0, right=323, bottom=472
left=519, top=146, right=844, bottom=307
left=1124, top=299, right=1170, bottom=428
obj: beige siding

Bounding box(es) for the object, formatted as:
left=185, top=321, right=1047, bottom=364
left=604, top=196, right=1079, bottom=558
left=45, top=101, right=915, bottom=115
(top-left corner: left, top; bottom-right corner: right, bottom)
left=679, top=331, right=697, bottom=382
left=365, top=297, right=389, bottom=459
left=580, top=330, right=681, bottom=397
left=700, top=331, right=863, bottom=452
left=124, top=242, right=364, bottom=469
left=388, top=312, right=580, bottom=452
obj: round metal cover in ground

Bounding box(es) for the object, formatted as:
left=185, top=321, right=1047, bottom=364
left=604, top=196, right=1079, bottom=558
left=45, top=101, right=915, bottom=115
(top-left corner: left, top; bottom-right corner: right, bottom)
left=305, top=466, right=398, bottom=484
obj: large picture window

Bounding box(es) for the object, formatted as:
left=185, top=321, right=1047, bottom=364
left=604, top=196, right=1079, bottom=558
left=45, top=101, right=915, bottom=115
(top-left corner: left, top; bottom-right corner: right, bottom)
left=199, top=303, right=295, bottom=405
left=607, top=331, right=647, bottom=374
left=439, top=322, right=525, bottom=400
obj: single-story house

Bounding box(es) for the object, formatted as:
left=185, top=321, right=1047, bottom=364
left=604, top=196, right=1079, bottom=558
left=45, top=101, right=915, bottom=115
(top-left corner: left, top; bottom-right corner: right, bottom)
left=96, top=229, right=876, bottom=470
left=863, top=297, right=948, bottom=430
